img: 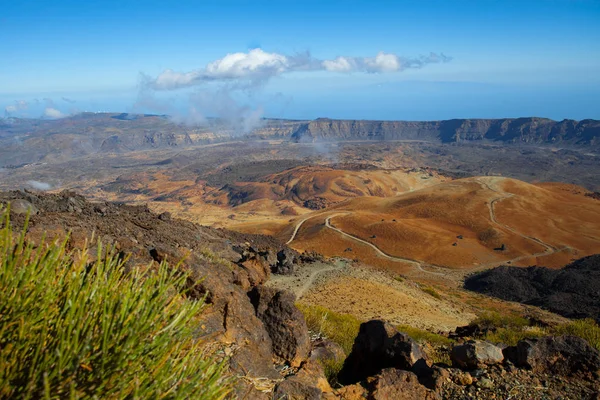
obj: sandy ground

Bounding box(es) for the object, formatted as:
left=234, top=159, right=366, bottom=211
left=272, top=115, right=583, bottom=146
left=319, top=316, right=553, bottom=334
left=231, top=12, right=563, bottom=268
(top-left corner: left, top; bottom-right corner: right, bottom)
left=267, top=259, right=476, bottom=332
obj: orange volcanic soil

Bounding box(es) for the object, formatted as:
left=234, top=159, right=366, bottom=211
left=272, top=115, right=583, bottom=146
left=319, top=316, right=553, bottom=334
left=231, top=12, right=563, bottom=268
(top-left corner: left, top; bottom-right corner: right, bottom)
left=286, top=177, right=600, bottom=270
left=205, top=165, right=447, bottom=208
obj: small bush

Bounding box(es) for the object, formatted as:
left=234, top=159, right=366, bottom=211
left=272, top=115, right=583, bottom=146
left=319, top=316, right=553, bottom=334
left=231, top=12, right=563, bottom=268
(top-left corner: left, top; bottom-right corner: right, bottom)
left=471, top=311, right=530, bottom=330
left=420, top=285, right=442, bottom=300
left=396, top=325, right=453, bottom=347
left=0, top=210, right=231, bottom=399
left=484, top=327, right=546, bottom=346
left=319, top=357, right=345, bottom=387
left=553, top=319, right=600, bottom=351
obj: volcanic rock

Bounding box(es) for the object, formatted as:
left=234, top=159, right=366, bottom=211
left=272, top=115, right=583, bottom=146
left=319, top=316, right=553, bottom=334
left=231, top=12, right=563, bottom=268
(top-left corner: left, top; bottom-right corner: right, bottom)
left=338, top=320, right=429, bottom=384
left=504, top=335, right=600, bottom=379
left=464, top=255, right=600, bottom=322
left=248, top=286, right=310, bottom=367
left=367, top=368, right=439, bottom=400
left=451, top=340, right=504, bottom=369
left=274, top=248, right=296, bottom=275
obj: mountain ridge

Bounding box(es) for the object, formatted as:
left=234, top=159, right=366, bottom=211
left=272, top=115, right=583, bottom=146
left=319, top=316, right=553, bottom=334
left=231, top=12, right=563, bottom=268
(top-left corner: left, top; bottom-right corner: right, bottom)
left=287, top=116, right=600, bottom=146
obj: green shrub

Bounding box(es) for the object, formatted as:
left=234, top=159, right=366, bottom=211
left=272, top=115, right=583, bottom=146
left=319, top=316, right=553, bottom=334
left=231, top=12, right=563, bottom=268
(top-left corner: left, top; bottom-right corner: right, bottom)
left=484, top=327, right=546, bottom=346
left=296, top=304, right=361, bottom=355
left=420, top=285, right=442, bottom=299
left=396, top=325, right=453, bottom=347
left=319, top=357, right=345, bottom=387
left=471, top=311, right=530, bottom=330
left=0, top=210, right=231, bottom=399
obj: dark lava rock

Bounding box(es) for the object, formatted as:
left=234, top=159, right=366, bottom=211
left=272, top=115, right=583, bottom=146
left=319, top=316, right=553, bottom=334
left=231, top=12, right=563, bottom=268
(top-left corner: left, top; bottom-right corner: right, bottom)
left=367, top=368, right=439, bottom=400
left=464, top=255, right=600, bottom=322
left=504, top=335, right=600, bottom=379
left=273, top=248, right=296, bottom=275
left=338, top=320, right=429, bottom=385
left=248, top=286, right=310, bottom=367
left=451, top=340, right=504, bottom=369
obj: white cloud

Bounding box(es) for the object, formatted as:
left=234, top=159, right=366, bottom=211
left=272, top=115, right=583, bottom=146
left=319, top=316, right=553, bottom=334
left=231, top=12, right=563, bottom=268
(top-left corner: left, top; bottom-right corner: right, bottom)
left=4, top=100, right=29, bottom=116
left=146, top=49, right=452, bottom=90
left=26, top=180, right=52, bottom=190
left=205, top=48, right=289, bottom=79
left=322, top=56, right=355, bottom=72
left=44, top=107, right=66, bottom=118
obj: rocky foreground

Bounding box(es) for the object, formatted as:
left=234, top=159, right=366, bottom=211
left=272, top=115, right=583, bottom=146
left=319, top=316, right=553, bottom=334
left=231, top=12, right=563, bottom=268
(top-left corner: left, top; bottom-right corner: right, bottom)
left=2, top=191, right=599, bottom=399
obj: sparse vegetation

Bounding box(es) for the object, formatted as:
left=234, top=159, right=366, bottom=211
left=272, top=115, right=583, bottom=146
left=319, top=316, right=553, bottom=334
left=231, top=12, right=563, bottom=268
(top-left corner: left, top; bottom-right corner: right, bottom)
left=471, top=311, right=600, bottom=350
left=420, top=285, right=442, bottom=299
left=397, top=325, right=454, bottom=364
left=471, top=311, right=530, bottom=330
left=296, top=304, right=361, bottom=385
left=297, top=303, right=361, bottom=354
left=553, top=319, right=600, bottom=351
left=0, top=211, right=231, bottom=399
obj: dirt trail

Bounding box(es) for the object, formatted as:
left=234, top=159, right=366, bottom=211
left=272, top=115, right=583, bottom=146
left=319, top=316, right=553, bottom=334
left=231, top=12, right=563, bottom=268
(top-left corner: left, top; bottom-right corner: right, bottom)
left=475, top=177, right=569, bottom=268
left=325, top=214, right=447, bottom=276
left=267, top=260, right=346, bottom=299
left=287, top=177, right=570, bottom=275
left=286, top=215, right=317, bottom=244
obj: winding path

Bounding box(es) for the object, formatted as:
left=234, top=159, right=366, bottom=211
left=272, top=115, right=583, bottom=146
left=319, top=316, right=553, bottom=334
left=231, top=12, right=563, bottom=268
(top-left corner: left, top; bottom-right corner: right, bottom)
left=325, top=214, right=447, bottom=276
left=295, top=261, right=345, bottom=299
left=477, top=178, right=557, bottom=253
left=286, top=215, right=317, bottom=244
left=286, top=177, right=569, bottom=276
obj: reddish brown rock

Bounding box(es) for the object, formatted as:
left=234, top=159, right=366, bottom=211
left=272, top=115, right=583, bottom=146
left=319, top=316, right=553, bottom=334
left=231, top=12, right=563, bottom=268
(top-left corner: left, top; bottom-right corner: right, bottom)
left=367, top=368, right=439, bottom=400
left=248, top=286, right=310, bottom=367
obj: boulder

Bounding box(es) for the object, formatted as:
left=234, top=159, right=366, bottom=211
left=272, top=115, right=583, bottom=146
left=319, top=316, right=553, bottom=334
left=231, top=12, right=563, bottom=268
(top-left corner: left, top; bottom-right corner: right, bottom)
left=367, top=368, right=439, bottom=400
left=274, top=248, right=296, bottom=275
left=504, top=335, right=600, bottom=379
left=273, top=380, right=321, bottom=400
left=336, top=384, right=367, bottom=400
left=274, top=359, right=334, bottom=400
left=248, top=286, right=310, bottom=367
left=338, top=320, right=429, bottom=384
left=451, top=340, right=504, bottom=369
left=310, top=338, right=346, bottom=365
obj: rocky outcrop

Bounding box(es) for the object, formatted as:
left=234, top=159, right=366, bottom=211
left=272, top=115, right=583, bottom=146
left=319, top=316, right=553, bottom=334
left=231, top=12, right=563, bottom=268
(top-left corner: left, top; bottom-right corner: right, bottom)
left=273, top=248, right=296, bottom=275
left=248, top=286, right=310, bottom=367
left=464, top=255, right=600, bottom=322
left=338, top=320, right=429, bottom=384
left=504, top=336, right=600, bottom=379
left=0, top=190, right=313, bottom=398
left=367, top=368, right=439, bottom=400
left=273, top=360, right=335, bottom=400
left=451, top=340, right=504, bottom=369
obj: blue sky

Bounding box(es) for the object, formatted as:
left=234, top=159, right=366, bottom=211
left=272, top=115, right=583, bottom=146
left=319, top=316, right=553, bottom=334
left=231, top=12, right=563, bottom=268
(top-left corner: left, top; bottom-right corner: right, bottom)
left=1, top=0, right=599, bottom=121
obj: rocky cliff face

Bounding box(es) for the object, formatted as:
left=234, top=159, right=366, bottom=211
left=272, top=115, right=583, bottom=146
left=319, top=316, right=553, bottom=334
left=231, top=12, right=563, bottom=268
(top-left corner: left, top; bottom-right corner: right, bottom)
left=289, top=117, right=600, bottom=147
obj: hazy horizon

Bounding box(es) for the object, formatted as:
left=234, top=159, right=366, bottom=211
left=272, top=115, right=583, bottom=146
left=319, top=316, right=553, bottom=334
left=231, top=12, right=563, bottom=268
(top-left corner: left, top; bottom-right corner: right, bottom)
left=2, top=0, right=599, bottom=122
